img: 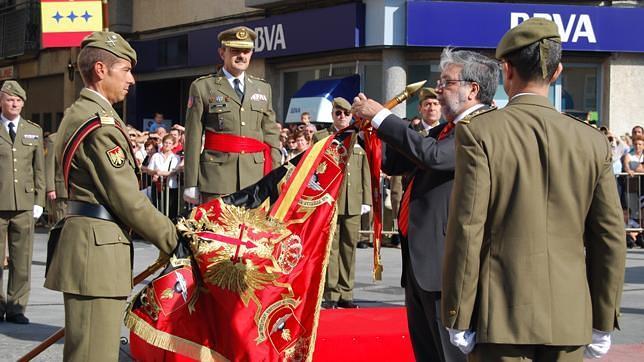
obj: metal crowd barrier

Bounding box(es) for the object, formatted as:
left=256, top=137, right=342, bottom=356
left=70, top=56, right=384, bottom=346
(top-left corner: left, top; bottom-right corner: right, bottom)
left=617, top=172, right=644, bottom=233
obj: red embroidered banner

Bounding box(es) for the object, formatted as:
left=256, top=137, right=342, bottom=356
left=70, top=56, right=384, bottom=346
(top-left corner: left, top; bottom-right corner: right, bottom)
left=126, top=131, right=356, bottom=361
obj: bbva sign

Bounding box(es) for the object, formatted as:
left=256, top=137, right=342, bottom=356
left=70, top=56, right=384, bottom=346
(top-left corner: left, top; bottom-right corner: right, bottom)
left=511, top=12, right=597, bottom=43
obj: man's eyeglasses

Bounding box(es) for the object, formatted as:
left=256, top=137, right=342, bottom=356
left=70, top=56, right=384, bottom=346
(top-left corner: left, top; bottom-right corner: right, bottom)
left=335, top=110, right=351, bottom=117
left=436, top=79, right=474, bottom=89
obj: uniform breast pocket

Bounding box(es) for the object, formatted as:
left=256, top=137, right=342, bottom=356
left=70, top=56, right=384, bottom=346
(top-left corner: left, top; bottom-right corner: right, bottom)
left=24, top=182, right=34, bottom=194
left=21, top=137, right=37, bottom=147
left=207, top=106, right=231, bottom=131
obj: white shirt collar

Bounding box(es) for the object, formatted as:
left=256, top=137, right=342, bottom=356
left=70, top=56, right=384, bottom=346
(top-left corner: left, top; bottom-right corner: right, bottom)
left=85, top=87, right=111, bottom=104
left=422, top=119, right=439, bottom=130
left=1, top=113, right=20, bottom=133
left=222, top=67, right=245, bottom=91
left=454, top=103, right=485, bottom=124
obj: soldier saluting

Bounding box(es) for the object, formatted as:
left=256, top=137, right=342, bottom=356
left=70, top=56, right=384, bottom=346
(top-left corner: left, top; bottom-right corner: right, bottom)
left=44, top=32, right=177, bottom=361
left=183, top=26, right=281, bottom=203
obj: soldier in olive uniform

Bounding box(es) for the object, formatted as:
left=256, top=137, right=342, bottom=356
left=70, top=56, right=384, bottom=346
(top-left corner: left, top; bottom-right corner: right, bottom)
left=314, top=97, right=371, bottom=309
left=43, top=32, right=177, bottom=361
left=183, top=26, right=281, bottom=203
left=414, top=87, right=443, bottom=136
left=0, top=80, right=45, bottom=324
left=45, top=132, right=67, bottom=224
left=440, top=19, right=626, bottom=360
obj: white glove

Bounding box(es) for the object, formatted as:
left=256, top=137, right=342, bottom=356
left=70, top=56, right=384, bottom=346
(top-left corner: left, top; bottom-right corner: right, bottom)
left=584, top=329, right=611, bottom=359
left=448, top=328, right=476, bottom=354
left=183, top=187, right=200, bottom=204
left=33, top=205, right=44, bottom=219
left=361, top=204, right=371, bottom=215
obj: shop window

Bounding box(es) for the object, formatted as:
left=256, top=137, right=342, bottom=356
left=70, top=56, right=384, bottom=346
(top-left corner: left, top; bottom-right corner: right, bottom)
left=158, top=35, right=187, bottom=68
left=560, top=64, right=600, bottom=123
left=43, top=112, right=52, bottom=133
left=31, top=113, right=40, bottom=126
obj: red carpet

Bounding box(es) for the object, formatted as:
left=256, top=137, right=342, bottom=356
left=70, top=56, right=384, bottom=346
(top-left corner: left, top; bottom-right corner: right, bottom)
left=313, top=307, right=415, bottom=361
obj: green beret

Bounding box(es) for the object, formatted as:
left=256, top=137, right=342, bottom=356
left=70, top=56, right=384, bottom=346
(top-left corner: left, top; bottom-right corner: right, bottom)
left=332, top=97, right=352, bottom=112
left=81, top=31, right=137, bottom=66
left=218, top=26, right=256, bottom=49
left=1, top=80, right=26, bottom=101
left=496, top=18, right=561, bottom=78
left=418, top=87, right=438, bottom=102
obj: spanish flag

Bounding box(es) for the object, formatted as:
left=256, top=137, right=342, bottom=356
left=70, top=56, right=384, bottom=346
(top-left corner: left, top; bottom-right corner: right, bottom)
left=41, top=0, right=103, bottom=48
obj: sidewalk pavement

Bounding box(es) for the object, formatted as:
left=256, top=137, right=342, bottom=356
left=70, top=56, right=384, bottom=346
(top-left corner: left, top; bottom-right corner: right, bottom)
left=1, top=229, right=643, bottom=361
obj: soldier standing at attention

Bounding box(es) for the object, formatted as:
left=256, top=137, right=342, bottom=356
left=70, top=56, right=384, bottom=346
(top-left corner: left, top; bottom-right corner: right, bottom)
left=314, top=97, right=371, bottom=309
left=440, top=18, right=626, bottom=360
left=183, top=26, right=281, bottom=203
left=43, top=32, right=177, bottom=361
left=0, top=80, right=45, bottom=324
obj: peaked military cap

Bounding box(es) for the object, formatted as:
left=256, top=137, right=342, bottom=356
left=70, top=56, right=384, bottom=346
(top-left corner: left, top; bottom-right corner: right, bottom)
left=496, top=18, right=561, bottom=78
left=1, top=80, right=26, bottom=101
left=218, top=26, right=256, bottom=49
left=81, top=31, right=137, bottom=66
left=418, top=87, right=438, bottom=102
left=333, top=97, right=352, bottom=112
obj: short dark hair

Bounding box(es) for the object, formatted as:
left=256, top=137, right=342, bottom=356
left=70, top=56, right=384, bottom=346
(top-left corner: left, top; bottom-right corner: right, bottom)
left=77, top=47, right=120, bottom=85
left=505, top=39, right=561, bottom=83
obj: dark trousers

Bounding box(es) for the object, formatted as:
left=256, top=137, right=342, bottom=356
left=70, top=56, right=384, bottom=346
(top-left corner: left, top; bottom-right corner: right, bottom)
left=405, top=264, right=465, bottom=362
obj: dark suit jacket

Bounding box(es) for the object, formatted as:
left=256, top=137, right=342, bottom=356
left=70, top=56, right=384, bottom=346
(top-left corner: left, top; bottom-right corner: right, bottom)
left=379, top=114, right=456, bottom=292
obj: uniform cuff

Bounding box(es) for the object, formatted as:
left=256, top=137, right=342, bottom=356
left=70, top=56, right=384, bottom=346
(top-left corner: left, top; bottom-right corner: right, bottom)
left=371, top=109, right=392, bottom=129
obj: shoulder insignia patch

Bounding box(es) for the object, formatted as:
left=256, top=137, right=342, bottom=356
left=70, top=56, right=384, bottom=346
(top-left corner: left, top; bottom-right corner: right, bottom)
left=195, top=74, right=215, bottom=82
left=460, top=106, right=497, bottom=125
left=106, top=146, right=126, bottom=168
left=100, top=116, right=115, bottom=125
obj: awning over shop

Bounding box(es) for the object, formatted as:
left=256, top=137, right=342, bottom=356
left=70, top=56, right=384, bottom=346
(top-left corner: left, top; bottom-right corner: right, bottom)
left=285, top=75, right=360, bottom=124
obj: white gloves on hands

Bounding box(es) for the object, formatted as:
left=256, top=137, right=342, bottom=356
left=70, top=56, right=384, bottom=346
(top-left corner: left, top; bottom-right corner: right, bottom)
left=361, top=204, right=371, bottom=215
left=584, top=329, right=611, bottom=359
left=183, top=187, right=200, bottom=204
left=33, top=205, right=44, bottom=219
left=448, top=328, right=476, bottom=354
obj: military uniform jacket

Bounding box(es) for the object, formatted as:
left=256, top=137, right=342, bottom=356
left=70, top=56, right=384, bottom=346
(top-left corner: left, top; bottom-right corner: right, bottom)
left=44, top=89, right=177, bottom=298
left=45, top=132, right=67, bottom=198
left=313, top=127, right=371, bottom=216
left=0, top=117, right=45, bottom=210
left=379, top=115, right=458, bottom=292
left=441, top=94, right=626, bottom=345
left=184, top=70, right=281, bottom=195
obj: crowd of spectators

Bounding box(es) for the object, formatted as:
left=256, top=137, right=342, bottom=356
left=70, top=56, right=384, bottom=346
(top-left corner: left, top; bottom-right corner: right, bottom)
left=601, top=124, right=644, bottom=248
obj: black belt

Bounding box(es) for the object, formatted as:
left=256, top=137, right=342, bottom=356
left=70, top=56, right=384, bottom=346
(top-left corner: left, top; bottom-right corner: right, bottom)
left=66, top=200, right=117, bottom=222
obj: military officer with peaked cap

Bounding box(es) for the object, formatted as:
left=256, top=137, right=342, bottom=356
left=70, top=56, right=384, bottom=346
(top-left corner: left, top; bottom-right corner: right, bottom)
left=183, top=25, right=281, bottom=203
left=440, top=18, right=626, bottom=361
left=313, top=97, right=371, bottom=309
left=43, top=31, right=177, bottom=361
left=0, top=80, right=45, bottom=325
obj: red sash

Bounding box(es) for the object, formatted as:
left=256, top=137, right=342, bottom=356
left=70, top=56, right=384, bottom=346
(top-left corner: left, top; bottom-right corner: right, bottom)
left=204, top=130, right=272, bottom=175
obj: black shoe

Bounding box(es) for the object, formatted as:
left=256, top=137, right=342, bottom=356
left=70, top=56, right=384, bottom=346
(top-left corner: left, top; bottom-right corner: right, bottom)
left=357, top=241, right=370, bottom=249
left=6, top=313, right=29, bottom=324
left=337, top=300, right=359, bottom=309
left=321, top=301, right=337, bottom=309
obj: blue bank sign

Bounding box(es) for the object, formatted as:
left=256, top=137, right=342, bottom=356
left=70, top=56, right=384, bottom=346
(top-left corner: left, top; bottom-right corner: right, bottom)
left=407, top=1, right=644, bottom=53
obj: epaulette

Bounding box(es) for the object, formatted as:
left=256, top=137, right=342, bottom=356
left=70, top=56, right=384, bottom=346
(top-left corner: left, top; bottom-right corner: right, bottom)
left=562, top=112, right=600, bottom=131
left=195, top=74, right=216, bottom=82
left=25, top=119, right=42, bottom=129
left=460, top=106, right=497, bottom=125
left=248, top=74, right=268, bottom=83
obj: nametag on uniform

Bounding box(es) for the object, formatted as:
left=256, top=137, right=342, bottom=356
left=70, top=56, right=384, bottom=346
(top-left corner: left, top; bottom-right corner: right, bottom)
left=250, top=93, right=267, bottom=102
left=23, top=134, right=39, bottom=140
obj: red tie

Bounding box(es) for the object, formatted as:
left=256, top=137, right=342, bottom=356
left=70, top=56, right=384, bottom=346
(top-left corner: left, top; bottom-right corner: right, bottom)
left=437, top=121, right=455, bottom=141
left=398, top=122, right=455, bottom=237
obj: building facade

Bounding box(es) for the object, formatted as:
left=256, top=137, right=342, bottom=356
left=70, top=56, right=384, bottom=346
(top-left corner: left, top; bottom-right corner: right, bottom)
left=1, top=0, right=643, bottom=136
